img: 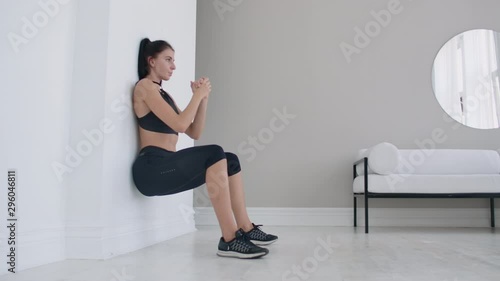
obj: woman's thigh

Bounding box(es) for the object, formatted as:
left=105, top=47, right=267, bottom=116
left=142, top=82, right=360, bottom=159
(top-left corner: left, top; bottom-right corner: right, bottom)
left=132, top=145, right=226, bottom=196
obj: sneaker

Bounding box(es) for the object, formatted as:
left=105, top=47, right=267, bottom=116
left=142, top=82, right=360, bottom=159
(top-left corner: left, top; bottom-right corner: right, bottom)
left=217, top=229, right=269, bottom=259
left=244, top=223, right=278, bottom=245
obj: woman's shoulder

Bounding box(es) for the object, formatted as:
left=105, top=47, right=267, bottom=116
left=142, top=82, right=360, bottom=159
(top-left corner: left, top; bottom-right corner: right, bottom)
left=134, top=78, right=160, bottom=96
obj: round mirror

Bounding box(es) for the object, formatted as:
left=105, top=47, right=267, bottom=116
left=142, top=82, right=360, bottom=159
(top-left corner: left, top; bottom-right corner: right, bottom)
left=432, top=29, right=500, bottom=129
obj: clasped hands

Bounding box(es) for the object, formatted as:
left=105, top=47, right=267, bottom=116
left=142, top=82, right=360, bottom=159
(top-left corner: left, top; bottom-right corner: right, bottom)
left=191, top=77, right=211, bottom=100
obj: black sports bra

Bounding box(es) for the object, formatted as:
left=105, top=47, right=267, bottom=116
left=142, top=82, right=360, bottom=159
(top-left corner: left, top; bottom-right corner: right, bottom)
left=136, top=80, right=179, bottom=134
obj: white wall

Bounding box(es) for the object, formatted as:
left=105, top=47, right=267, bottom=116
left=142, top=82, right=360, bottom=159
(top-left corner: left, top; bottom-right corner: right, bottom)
left=1, top=0, right=77, bottom=273
left=64, top=0, right=198, bottom=260
left=99, top=0, right=198, bottom=258
left=1, top=0, right=197, bottom=274
left=195, top=0, right=500, bottom=209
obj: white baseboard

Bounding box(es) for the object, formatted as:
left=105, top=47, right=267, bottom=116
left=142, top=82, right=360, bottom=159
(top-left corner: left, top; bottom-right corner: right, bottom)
left=1, top=225, right=66, bottom=274
left=195, top=207, right=499, bottom=228
left=0, top=218, right=196, bottom=275
left=101, top=218, right=196, bottom=259
left=66, top=217, right=196, bottom=260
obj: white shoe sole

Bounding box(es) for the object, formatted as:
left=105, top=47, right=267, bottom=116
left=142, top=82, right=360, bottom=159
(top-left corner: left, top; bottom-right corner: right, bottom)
left=216, top=250, right=268, bottom=259
left=251, top=239, right=277, bottom=246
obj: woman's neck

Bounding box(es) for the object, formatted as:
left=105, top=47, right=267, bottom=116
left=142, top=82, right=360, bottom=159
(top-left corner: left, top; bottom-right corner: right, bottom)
left=145, top=74, right=162, bottom=86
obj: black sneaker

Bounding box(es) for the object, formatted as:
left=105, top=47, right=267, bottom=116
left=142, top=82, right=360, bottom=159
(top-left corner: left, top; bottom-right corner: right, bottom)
left=244, top=223, right=278, bottom=245
left=217, top=229, right=269, bottom=259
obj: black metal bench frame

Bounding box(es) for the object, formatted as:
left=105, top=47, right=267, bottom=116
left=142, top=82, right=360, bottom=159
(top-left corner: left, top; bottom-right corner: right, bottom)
left=353, top=157, right=498, bottom=233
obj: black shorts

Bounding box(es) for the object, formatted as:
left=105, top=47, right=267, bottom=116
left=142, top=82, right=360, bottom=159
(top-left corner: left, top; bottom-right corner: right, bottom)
left=132, top=145, right=241, bottom=197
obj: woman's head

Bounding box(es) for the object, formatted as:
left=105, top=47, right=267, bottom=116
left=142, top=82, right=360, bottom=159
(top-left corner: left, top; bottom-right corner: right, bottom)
left=138, top=38, right=176, bottom=81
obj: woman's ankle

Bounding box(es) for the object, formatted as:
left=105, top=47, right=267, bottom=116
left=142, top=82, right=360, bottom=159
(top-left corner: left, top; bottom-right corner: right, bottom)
left=240, top=223, right=254, bottom=233
left=222, top=231, right=236, bottom=242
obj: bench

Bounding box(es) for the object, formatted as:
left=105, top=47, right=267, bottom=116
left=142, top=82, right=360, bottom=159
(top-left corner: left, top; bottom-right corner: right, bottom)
left=352, top=142, right=500, bottom=233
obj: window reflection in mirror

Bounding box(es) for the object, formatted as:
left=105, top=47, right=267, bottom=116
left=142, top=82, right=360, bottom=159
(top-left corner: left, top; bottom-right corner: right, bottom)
left=432, top=29, right=500, bottom=129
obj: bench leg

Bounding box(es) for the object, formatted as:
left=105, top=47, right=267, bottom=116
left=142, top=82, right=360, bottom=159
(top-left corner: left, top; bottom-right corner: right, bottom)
left=491, top=198, right=495, bottom=228
left=365, top=195, right=369, bottom=233
left=354, top=196, right=357, bottom=227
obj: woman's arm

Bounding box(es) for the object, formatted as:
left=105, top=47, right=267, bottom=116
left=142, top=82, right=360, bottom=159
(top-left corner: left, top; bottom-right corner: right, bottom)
left=185, top=97, right=208, bottom=140
left=136, top=79, right=206, bottom=133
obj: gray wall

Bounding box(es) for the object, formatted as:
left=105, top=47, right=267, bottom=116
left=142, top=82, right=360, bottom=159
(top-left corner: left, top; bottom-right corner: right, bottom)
left=194, top=0, right=500, bottom=208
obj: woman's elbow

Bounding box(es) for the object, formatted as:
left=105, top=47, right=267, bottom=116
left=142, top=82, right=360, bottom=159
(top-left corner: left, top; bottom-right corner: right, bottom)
left=175, top=122, right=190, bottom=134
left=180, top=124, right=200, bottom=139
left=183, top=130, right=199, bottom=140
left=188, top=129, right=200, bottom=140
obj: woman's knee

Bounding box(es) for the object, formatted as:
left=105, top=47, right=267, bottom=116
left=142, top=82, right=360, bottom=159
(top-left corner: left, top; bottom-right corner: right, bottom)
left=225, top=152, right=241, bottom=176
left=205, top=144, right=226, bottom=168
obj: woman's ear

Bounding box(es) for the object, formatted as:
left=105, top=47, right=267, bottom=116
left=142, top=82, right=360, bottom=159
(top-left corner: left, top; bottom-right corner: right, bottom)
left=148, top=56, right=155, bottom=68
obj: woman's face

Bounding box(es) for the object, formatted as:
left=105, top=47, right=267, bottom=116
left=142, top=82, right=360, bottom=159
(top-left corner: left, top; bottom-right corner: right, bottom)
left=150, top=48, right=176, bottom=81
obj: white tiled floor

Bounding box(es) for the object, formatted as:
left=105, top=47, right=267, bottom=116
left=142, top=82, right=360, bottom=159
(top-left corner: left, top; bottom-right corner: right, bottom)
left=1, top=226, right=499, bottom=281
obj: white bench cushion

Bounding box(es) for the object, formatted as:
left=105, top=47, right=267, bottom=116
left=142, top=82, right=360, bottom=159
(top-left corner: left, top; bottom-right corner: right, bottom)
left=354, top=174, right=500, bottom=194
left=396, top=149, right=500, bottom=175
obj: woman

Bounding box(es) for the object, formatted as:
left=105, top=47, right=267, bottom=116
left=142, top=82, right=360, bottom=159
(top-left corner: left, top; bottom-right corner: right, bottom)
left=132, top=38, right=277, bottom=259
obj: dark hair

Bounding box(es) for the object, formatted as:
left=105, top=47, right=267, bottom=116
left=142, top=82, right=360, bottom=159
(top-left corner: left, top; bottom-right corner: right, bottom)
left=137, top=38, right=174, bottom=80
